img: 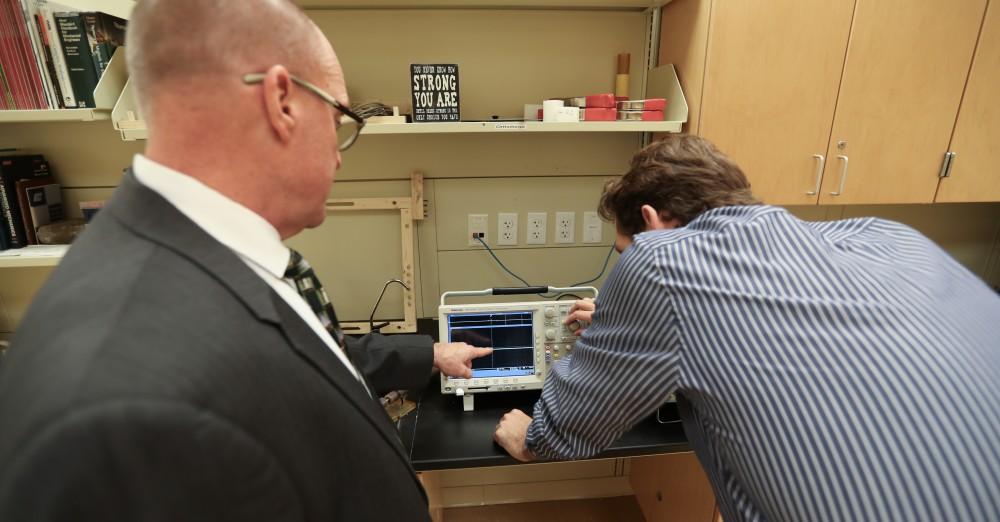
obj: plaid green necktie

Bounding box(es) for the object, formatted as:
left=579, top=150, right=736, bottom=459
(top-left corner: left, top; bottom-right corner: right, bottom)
left=284, top=249, right=346, bottom=351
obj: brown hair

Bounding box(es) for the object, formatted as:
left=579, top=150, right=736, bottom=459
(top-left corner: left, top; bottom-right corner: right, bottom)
left=599, top=135, right=760, bottom=235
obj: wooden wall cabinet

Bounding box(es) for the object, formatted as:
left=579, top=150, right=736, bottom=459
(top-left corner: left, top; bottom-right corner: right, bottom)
left=816, top=0, right=986, bottom=205
left=698, top=0, right=855, bottom=205
left=936, top=1, right=1000, bottom=203
left=670, top=0, right=995, bottom=205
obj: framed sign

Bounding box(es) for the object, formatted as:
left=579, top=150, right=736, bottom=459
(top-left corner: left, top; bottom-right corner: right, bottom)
left=410, top=64, right=460, bottom=122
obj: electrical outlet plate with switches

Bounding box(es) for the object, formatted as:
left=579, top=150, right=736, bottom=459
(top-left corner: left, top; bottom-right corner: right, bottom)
left=526, top=212, right=547, bottom=244
left=555, top=211, right=575, bottom=244
left=497, top=213, right=517, bottom=245
left=468, top=214, right=488, bottom=246
left=583, top=211, right=602, bottom=243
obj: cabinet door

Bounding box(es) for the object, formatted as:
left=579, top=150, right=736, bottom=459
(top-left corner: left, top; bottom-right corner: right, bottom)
left=818, top=0, right=987, bottom=204
left=936, top=1, right=1000, bottom=203
left=698, top=0, right=855, bottom=205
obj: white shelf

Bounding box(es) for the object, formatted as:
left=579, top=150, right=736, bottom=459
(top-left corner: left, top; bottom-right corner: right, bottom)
left=295, top=0, right=669, bottom=9
left=0, top=109, right=110, bottom=122
left=112, top=64, right=688, bottom=141
left=362, top=120, right=682, bottom=133
left=55, top=0, right=135, bottom=19
left=0, top=245, right=68, bottom=268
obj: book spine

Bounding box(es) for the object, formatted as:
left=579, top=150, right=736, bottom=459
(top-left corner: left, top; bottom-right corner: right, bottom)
left=20, top=0, right=56, bottom=108
left=10, top=0, right=46, bottom=108
left=0, top=0, right=28, bottom=109
left=0, top=157, right=49, bottom=248
left=79, top=12, right=102, bottom=78
left=53, top=11, right=96, bottom=108
left=0, top=63, right=14, bottom=109
left=34, top=12, right=64, bottom=108
left=38, top=1, right=74, bottom=108
left=0, top=178, right=23, bottom=248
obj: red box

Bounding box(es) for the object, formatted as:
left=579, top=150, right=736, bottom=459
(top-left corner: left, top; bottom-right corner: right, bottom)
left=584, top=93, right=616, bottom=108
left=580, top=108, right=617, bottom=121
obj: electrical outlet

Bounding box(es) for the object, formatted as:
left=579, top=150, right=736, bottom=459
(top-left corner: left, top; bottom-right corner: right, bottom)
left=555, top=211, right=575, bottom=244
left=582, top=211, right=602, bottom=243
left=526, top=212, right=547, bottom=245
left=468, top=214, right=488, bottom=246
left=497, top=212, right=518, bottom=245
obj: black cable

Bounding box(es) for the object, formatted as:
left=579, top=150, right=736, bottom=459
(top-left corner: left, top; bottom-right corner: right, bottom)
left=555, top=293, right=583, bottom=301
left=474, top=236, right=616, bottom=293
left=369, top=279, right=410, bottom=332
left=569, top=243, right=616, bottom=287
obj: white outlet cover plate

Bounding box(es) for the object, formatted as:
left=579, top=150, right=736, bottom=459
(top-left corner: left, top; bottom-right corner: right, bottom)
left=526, top=212, right=547, bottom=245
left=555, top=211, right=575, bottom=244
left=498, top=212, right=518, bottom=245
left=583, top=211, right=602, bottom=243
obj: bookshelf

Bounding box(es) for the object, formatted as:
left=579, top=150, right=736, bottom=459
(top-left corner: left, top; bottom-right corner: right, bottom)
left=55, top=0, right=134, bottom=19
left=0, top=245, right=69, bottom=268
left=293, top=0, right=671, bottom=9
left=0, top=109, right=109, bottom=123
left=0, top=36, right=128, bottom=120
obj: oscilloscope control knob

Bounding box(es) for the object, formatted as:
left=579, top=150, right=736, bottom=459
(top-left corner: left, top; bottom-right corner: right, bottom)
left=544, top=308, right=556, bottom=318
left=545, top=328, right=556, bottom=340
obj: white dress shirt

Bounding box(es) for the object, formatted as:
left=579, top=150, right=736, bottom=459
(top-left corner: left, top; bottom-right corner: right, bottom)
left=132, top=154, right=367, bottom=389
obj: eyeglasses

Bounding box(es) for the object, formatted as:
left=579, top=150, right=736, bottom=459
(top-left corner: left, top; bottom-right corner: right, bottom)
left=243, top=73, right=366, bottom=151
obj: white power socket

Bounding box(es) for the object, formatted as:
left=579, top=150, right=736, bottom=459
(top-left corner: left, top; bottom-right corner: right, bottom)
left=468, top=214, right=488, bottom=246
left=555, top=211, right=575, bottom=244
left=526, top=212, right=547, bottom=244
left=498, top=212, right=518, bottom=245
left=582, top=211, right=602, bottom=243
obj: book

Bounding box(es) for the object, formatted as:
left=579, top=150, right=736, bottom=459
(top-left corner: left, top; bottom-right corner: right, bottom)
left=19, top=179, right=61, bottom=244
left=36, top=0, right=75, bottom=108
left=32, top=11, right=64, bottom=108
left=15, top=176, right=58, bottom=244
left=0, top=0, right=31, bottom=109
left=53, top=11, right=97, bottom=108
left=0, top=154, right=50, bottom=249
left=8, top=0, right=47, bottom=108
left=79, top=12, right=101, bottom=78
left=93, top=12, right=125, bottom=76
left=0, top=62, right=14, bottom=109
left=19, top=0, right=58, bottom=108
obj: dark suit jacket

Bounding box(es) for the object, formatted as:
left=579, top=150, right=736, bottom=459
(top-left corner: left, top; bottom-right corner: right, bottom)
left=0, top=172, right=434, bottom=521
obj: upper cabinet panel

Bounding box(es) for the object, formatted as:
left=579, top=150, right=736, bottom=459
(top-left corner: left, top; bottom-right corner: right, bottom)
left=936, top=2, right=1000, bottom=203
left=698, top=0, right=855, bottom=205
left=818, top=0, right=987, bottom=204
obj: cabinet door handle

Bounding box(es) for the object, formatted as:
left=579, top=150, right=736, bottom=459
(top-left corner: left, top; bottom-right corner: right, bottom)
left=806, top=154, right=825, bottom=195
left=830, top=155, right=849, bottom=196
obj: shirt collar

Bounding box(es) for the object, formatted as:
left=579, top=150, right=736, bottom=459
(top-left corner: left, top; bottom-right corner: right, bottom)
left=131, top=154, right=290, bottom=279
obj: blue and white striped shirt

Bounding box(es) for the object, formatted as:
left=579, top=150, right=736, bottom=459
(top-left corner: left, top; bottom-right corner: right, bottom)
left=526, top=205, right=1000, bottom=522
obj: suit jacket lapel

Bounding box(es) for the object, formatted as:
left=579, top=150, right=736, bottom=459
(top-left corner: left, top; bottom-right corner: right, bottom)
left=106, top=171, right=422, bottom=486
left=270, top=293, right=419, bottom=473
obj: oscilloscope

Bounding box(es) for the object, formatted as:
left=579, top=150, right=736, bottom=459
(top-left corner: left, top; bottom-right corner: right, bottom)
left=438, top=286, right=598, bottom=411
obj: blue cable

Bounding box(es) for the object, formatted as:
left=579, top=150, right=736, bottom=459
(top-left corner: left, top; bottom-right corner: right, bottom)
left=475, top=236, right=533, bottom=287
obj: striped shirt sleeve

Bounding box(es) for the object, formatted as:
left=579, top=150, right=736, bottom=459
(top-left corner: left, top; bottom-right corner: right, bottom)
left=526, top=242, right=683, bottom=460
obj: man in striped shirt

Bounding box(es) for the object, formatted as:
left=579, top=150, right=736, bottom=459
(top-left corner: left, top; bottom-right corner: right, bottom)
left=494, top=135, right=1000, bottom=521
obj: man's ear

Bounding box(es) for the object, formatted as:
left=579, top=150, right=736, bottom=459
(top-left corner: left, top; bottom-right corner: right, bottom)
left=261, top=65, right=296, bottom=143
left=640, top=204, right=681, bottom=231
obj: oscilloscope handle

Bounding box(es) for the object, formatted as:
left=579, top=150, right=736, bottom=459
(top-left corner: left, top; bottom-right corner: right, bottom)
left=492, top=286, right=549, bottom=295
left=439, top=286, right=599, bottom=306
